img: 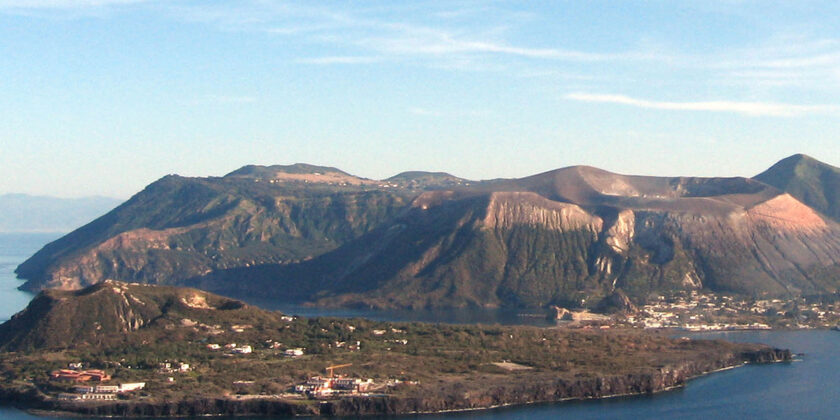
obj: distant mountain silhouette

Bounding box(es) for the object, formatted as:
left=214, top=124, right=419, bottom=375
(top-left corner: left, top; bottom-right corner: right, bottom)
left=0, top=193, right=122, bottom=233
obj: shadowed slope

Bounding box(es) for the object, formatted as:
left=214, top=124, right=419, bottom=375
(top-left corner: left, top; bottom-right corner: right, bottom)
left=15, top=157, right=840, bottom=309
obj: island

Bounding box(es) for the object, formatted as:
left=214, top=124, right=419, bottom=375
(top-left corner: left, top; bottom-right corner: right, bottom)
left=0, top=281, right=791, bottom=417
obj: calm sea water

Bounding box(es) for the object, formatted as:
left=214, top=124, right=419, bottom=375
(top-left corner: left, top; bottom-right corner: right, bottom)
left=0, top=233, right=60, bottom=323
left=0, top=233, right=838, bottom=419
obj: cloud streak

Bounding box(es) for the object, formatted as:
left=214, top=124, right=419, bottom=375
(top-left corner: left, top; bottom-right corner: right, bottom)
left=564, top=93, right=838, bottom=117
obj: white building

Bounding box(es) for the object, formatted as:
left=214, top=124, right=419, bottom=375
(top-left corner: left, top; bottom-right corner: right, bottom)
left=232, top=345, right=252, bottom=354
left=284, top=348, right=304, bottom=357
left=119, top=383, right=146, bottom=392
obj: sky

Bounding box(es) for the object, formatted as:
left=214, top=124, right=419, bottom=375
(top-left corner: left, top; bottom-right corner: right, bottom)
left=2, top=0, right=840, bottom=198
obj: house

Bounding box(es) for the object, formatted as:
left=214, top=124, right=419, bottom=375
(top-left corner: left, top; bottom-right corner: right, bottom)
left=118, top=382, right=146, bottom=392
left=332, top=378, right=373, bottom=392
left=94, top=385, right=120, bottom=393
left=295, top=377, right=332, bottom=395
left=79, top=393, right=117, bottom=400
left=231, top=345, right=252, bottom=354
left=50, top=369, right=111, bottom=382
left=284, top=348, right=304, bottom=357
left=295, top=376, right=373, bottom=396
left=74, top=383, right=145, bottom=394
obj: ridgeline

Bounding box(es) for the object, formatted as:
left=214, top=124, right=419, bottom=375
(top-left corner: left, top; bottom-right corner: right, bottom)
left=14, top=155, right=840, bottom=310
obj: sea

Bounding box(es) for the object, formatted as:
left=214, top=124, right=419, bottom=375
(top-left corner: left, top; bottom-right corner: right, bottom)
left=0, top=233, right=838, bottom=420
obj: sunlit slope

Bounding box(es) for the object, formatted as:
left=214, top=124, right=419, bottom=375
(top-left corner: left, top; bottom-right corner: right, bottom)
left=755, top=153, right=840, bottom=223
left=16, top=168, right=411, bottom=291
left=16, top=157, right=840, bottom=309
left=0, top=280, right=275, bottom=351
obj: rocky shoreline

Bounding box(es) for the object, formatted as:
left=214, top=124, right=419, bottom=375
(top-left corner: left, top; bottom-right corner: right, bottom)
left=1, top=347, right=791, bottom=418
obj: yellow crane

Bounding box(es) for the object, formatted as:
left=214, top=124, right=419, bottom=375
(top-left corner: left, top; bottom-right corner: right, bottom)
left=325, top=363, right=352, bottom=378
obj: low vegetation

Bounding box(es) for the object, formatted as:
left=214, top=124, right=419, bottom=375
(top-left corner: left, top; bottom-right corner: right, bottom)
left=0, top=282, right=790, bottom=416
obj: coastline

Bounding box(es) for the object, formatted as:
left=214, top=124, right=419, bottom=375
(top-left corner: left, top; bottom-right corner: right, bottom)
left=2, top=347, right=790, bottom=418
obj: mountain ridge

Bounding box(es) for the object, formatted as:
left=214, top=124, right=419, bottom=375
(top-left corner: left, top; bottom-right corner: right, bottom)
left=15, top=155, right=840, bottom=309
left=754, top=153, right=840, bottom=223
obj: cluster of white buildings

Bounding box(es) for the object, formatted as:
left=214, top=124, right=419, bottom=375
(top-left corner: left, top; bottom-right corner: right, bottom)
left=207, top=342, right=304, bottom=356
left=57, top=383, right=146, bottom=401
left=207, top=343, right=253, bottom=354
left=294, top=377, right=373, bottom=397
left=158, top=362, right=190, bottom=373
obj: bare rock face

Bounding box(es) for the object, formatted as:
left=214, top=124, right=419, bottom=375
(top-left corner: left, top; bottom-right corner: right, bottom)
left=605, top=210, right=635, bottom=254
left=482, top=192, right=603, bottom=233
left=550, top=305, right=574, bottom=320
left=15, top=156, right=840, bottom=309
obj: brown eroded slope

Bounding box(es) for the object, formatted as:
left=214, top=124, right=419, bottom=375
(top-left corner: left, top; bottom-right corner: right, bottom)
left=16, top=157, right=840, bottom=309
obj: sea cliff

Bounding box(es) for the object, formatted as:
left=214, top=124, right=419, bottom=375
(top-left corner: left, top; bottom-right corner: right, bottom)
left=1, top=348, right=791, bottom=417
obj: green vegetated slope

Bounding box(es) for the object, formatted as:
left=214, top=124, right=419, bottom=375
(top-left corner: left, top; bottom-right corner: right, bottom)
left=16, top=168, right=412, bottom=292
left=754, top=153, right=840, bottom=223
left=0, top=281, right=790, bottom=418
left=16, top=156, right=840, bottom=309
left=0, top=280, right=275, bottom=352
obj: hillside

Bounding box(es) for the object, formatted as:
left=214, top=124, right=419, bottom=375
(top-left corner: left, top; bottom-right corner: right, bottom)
left=16, top=173, right=412, bottom=291
left=754, top=154, right=840, bottom=223
left=16, top=156, right=840, bottom=309
left=0, top=194, right=122, bottom=233
left=0, top=280, right=273, bottom=351
left=0, top=282, right=791, bottom=417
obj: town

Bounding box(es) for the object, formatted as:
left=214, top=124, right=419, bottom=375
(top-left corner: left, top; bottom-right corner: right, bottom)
left=616, top=292, right=840, bottom=331
left=31, top=290, right=840, bottom=406
left=48, top=360, right=397, bottom=403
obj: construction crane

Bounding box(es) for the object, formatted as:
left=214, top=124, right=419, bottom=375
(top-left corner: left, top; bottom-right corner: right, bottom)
left=325, top=363, right=352, bottom=378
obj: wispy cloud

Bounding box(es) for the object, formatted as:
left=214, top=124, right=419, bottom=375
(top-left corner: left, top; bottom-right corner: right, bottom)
left=153, top=2, right=664, bottom=70
left=350, top=20, right=658, bottom=64
left=564, top=93, right=839, bottom=117
left=7, top=1, right=839, bottom=96
left=713, top=36, right=840, bottom=89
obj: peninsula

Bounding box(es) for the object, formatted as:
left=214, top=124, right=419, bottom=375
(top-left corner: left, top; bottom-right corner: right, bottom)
left=0, top=281, right=791, bottom=417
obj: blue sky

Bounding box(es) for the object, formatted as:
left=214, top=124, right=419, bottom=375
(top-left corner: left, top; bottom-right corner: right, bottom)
left=2, top=0, right=839, bottom=198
